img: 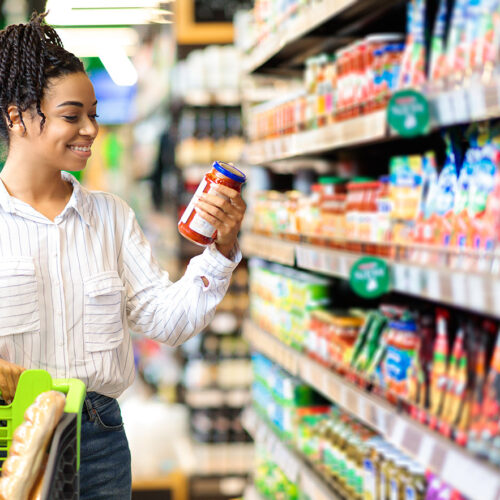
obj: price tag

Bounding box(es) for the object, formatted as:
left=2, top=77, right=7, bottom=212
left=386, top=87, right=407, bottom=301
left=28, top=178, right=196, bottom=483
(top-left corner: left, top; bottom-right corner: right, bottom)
left=325, top=373, right=342, bottom=403
left=429, top=443, right=446, bottom=473
left=452, top=88, right=469, bottom=123
left=426, top=269, right=441, bottom=300
left=344, top=389, right=359, bottom=415
left=408, top=266, right=422, bottom=295
left=402, top=425, right=423, bottom=456
left=338, top=255, right=348, bottom=277
left=390, top=417, right=406, bottom=447
left=393, top=264, right=408, bottom=291
left=492, top=280, right=500, bottom=311
left=468, top=275, right=486, bottom=311
left=451, top=273, right=467, bottom=305
left=364, top=401, right=386, bottom=433
left=436, top=92, right=453, bottom=125
left=468, top=82, right=487, bottom=120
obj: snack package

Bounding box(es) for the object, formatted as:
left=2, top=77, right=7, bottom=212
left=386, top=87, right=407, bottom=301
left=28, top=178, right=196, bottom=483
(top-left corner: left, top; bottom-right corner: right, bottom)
left=428, top=0, right=450, bottom=85
left=433, top=143, right=458, bottom=246
left=429, top=310, right=449, bottom=426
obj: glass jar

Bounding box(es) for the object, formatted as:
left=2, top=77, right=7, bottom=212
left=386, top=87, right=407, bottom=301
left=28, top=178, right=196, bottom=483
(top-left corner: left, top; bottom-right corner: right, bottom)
left=178, top=161, right=246, bottom=245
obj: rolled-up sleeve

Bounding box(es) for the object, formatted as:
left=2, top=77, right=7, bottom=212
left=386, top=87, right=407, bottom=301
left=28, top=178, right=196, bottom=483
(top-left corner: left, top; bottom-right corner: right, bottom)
left=122, top=208, right=241, bottom=346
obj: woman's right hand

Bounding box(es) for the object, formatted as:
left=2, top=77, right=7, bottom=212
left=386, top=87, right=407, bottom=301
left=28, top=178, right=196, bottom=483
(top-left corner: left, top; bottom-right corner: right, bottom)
left=0, top=359, right=25, bottom=404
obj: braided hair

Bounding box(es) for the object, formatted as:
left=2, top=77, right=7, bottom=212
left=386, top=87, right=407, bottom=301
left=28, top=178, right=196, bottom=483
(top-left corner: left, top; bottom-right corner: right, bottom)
left=0, top=12, right=85, bottom=145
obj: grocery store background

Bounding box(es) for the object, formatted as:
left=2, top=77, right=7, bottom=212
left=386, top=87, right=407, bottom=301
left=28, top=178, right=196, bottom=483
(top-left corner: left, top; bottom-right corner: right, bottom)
left=2, top=1, right=500, bottom=499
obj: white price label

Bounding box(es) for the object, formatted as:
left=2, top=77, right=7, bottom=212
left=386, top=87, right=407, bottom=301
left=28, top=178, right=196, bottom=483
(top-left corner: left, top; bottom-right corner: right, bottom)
left=393, top=264, right=408, bottom=291
left=451, top=273, right=467, bottom=305
left=468, top=275, right=486, bottom=311
left=426, top=269, right=441, bottom=300
left=452, top=89, right=469, bottom=123
left=408, top=266, right=422, bottom=295
left=325, top=373, right=342, bottom=403
left=338, top=255, right=348, bottom=277
left=492, top=280, right=500, bottom=312
left=468, top=82, right=487, bottom=120
left=436, top=92, right=454, bottom=125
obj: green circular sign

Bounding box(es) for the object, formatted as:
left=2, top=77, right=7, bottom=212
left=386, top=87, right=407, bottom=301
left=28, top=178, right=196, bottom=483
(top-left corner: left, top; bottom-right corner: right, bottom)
left=387, top=89, right=430, bottom=137
left=350, top=257, right=390, bottom=299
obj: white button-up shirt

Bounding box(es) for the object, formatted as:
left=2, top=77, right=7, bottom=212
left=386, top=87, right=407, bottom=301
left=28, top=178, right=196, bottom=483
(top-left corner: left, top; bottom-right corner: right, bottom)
left=0, top=172, right=240, bottom=397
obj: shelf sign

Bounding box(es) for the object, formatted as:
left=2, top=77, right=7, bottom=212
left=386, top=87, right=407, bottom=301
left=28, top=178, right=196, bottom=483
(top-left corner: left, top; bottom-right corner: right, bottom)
left=387, top=89, right=430, bottom=137
left=350, top=257, right=390, bottom=298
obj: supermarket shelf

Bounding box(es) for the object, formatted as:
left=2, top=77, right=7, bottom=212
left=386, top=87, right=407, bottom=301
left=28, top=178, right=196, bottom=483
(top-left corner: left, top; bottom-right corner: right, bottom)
left=243, top=319, right=500, bottom=500
left=241, top=232, right=500, bottom=319
left=243, top=110, right=387, bottom=164
left=244, top=80, right=500, bottom=165
left=243, top=0, right=405, bottom=74
left=242, top=406, right=343, bottom=500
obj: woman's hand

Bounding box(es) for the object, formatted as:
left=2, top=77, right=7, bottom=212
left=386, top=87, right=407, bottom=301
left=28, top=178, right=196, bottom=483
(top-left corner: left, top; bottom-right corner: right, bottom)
left=0, top=359, right=25, bottom=404
left=195, top=184, right=246, bottom=258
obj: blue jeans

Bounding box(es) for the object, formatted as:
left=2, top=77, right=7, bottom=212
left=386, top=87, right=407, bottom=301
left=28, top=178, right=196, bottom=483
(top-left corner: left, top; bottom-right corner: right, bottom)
left=80, top=392, right=132, bottom=500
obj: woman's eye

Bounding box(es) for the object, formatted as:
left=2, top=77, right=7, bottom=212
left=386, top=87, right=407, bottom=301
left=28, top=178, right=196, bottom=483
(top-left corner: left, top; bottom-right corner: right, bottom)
left=90, top=114, right=99, bottom=120
left=63, top=116, right=78, bottom=122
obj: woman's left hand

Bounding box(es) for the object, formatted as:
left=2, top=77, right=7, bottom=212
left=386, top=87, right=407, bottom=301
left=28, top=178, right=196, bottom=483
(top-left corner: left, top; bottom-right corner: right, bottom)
left=195, top=184, right=246, bottom=258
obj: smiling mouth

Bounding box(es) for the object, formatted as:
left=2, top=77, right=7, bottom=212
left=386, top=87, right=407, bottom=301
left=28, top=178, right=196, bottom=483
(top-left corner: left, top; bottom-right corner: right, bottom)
left=68, top=145, right=91, bottom=152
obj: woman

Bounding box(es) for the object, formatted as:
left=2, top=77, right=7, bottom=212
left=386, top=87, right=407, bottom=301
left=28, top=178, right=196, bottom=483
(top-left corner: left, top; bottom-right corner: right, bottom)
left=0, top=12, right=245, bottom=499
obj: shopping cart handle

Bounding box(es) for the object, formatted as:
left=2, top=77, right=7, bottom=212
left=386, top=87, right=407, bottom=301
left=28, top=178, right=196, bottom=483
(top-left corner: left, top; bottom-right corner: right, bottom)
left=52, top=379, right=86, bottom=415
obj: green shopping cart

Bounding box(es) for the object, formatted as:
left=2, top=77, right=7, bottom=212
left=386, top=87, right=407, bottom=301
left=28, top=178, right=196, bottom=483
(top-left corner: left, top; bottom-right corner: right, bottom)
left=0, top=369, right=86, bottom=499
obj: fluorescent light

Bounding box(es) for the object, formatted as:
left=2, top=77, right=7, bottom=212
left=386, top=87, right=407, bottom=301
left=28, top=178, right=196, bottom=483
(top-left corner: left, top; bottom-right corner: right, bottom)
left=70, top=1, right=173, bottom=7
left=99, top=47, right=138, bottom=86
left=46, top=0, right=172, bottom=25
left=56, top=28, right=139, bottom=57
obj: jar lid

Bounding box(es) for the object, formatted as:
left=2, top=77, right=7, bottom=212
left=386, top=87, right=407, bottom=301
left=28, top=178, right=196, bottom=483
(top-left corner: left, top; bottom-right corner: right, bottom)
left=213, top=161, right=246, bottom=183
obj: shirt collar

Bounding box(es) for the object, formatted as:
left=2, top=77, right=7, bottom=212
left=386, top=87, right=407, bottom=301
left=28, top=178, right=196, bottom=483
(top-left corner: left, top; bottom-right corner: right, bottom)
left=61, top=171, right=94, bottom=226
left=0, top=171, right=94, bottom=226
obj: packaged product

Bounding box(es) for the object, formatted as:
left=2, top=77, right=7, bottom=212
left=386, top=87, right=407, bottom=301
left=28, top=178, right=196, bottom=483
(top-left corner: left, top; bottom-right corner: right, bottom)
left=381, top=319, right=420, bottom=398
left=467, top=333, right=488, bottom=454
left=433, top=145, right=458, bottom=246
left=439, top=328, right=468, bottom=434
left=429, top=310, right=449, bottom=426
left=428, top=0, right=450, bottom=86
left=353, top=312, right=388, bottom=373
left=475, top=328, right=500, bottom=461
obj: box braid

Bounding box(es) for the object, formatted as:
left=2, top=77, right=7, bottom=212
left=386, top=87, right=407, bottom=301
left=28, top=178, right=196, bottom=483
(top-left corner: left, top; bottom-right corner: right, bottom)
left=0, top=12, right=85, bottom=145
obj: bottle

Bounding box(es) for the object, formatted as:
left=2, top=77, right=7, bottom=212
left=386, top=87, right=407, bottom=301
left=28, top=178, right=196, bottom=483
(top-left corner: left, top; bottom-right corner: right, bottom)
left=178, top=161, right=246, bottom=245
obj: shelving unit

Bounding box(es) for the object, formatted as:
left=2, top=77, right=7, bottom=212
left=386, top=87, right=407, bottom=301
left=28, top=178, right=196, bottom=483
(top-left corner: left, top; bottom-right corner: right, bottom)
left=243, top=0, right=406, bottom=74
left=243, top=319, right=500, bottom=500
left=243, top=82, right=500, bottom=166
left=241, top=232, right=500, bottom=318
left=239, top=1, right=500, bottom=499
left=243, top=110, right=387, bottom=165
left=242, top=406, right=343, bottom=500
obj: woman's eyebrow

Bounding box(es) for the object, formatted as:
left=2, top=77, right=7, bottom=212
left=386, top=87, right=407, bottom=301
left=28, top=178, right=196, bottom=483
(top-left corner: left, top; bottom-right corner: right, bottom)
left=57, top=100, right=98, bottom=107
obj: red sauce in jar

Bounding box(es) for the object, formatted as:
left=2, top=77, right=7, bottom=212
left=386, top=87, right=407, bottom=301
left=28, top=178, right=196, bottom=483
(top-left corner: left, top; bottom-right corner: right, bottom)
left=178, top=161, right=246, bottom=246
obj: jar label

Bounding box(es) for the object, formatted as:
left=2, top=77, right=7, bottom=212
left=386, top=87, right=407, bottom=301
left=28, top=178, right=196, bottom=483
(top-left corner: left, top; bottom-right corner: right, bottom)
left=189, top=214, right=216, bottom=238
left=180, top=178, right=208, bottom=224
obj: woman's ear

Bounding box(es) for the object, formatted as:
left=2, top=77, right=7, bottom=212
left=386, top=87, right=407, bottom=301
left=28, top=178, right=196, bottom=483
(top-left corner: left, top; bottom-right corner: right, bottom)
left=6, top=105, right=26, bottom=136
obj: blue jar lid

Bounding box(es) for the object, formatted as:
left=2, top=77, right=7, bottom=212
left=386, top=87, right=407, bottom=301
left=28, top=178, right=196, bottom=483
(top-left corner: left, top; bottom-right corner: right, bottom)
left=213, top=161, right=246, bottom=183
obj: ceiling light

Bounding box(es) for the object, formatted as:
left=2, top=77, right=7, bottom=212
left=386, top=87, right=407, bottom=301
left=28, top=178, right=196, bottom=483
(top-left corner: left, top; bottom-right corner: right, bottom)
left=46, top=0, right=172, bottom=26
left=98, top=47, right=138, bottom=86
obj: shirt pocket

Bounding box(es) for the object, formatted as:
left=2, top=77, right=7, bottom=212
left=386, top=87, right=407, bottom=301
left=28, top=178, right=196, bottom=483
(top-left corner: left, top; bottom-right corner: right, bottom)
left=0, top=257, right=40, bottom=336
left=84, top=271, right=125, bottom=353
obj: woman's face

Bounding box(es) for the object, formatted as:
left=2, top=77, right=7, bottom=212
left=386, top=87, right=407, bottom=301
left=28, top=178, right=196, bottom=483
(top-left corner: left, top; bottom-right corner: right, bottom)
left=15, top=71, right=99, bottom=172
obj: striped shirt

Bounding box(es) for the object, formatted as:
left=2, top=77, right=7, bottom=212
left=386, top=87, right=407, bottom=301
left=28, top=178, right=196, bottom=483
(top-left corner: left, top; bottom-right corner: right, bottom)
left=0, top=172, right=241, bottom=397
